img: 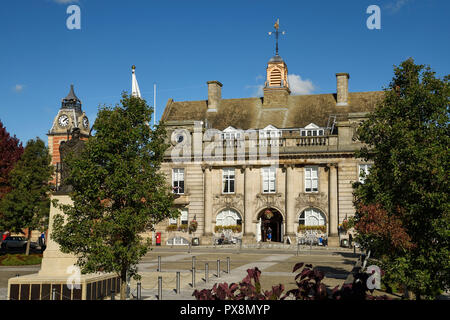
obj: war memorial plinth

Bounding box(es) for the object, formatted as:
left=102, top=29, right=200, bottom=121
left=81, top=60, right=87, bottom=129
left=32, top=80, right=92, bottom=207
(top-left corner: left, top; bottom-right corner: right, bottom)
left=7, top=129, right=119, bottom=300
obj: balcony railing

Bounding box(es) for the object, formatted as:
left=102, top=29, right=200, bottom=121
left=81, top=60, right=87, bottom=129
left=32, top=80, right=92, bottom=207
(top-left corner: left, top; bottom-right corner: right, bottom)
left=295, top=136, right=328, bottom=146
left=217, top=136, right=329, bottom=148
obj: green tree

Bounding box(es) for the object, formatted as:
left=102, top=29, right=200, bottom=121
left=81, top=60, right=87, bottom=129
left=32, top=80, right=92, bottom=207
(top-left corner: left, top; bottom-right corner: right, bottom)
left=0, top=138, right=53, bottom=255
left=51, top=93, right=176, bottom=300
left=353, top=58, right=449, bottom=299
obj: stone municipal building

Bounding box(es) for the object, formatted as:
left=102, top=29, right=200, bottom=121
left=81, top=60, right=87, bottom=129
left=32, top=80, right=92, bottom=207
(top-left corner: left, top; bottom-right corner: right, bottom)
left=156, top=42, right=383, bottom=247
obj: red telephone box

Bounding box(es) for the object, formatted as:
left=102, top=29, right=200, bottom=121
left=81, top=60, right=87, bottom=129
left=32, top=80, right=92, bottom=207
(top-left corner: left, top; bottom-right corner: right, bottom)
left=156, top=232, right=161, bottom=246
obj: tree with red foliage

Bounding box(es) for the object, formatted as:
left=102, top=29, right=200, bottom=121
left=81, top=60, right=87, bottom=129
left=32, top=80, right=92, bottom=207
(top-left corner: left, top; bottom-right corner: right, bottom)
left=354, top=204, right=414, bottom=253
left=0, top=120, right=23, bottom=201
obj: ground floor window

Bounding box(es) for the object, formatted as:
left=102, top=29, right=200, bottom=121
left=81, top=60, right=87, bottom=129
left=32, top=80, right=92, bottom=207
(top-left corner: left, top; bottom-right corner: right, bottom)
left=299, top=208, right=326, bottom=226
left=216, top=209, right=242, bottom=226
left=166, top=236, right=189, bottom=246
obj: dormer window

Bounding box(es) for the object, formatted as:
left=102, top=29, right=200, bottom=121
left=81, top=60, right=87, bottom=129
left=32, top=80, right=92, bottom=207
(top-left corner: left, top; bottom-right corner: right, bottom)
left=221, top=126, right=241, bottom=140
left=259, top=125, right=282, bottom=146
left=221, top=126, right=243, bottom=147
left=259, top=125, right=282, bottom=138
left=300, top=123, right=325, bottom=137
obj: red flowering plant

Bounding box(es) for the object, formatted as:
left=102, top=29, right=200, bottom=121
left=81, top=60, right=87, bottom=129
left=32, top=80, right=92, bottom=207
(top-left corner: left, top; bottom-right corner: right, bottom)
left=188, top=220, right=198, bottom=234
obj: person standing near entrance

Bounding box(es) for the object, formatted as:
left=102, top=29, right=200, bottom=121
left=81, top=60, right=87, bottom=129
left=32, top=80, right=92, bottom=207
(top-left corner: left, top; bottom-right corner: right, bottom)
left=267, top=227, right=272, bottom=242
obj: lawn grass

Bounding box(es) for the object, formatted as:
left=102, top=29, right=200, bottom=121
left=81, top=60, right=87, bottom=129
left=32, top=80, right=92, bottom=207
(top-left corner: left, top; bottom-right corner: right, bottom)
left=0, top=253, right=43, bottom=266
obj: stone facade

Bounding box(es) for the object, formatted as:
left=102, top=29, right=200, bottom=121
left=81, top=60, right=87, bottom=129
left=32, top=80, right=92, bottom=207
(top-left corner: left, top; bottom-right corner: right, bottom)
left=154, top=55, right=383, bottom=246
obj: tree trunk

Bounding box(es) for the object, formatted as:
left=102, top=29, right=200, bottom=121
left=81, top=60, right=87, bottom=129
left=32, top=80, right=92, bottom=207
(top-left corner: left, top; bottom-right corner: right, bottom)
left=120, top=268, right=127, bottom=300
left=25, top=231, right=31, bottom=256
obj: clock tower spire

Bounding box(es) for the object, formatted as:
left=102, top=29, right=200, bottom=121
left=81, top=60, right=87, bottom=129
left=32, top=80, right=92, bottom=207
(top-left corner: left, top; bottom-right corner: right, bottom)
left=48, top=84, right=90, bottom=169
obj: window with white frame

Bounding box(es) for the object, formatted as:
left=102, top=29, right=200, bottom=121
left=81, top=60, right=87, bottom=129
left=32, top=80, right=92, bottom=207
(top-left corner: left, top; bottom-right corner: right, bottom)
left=221, top=127, right=242, bottom=147
left=305, top=167, right=319, bottom=192
left=172, top=168, right=185, bottom=194
left=358, top=164, right=372, bottom=183
left=180, top=209, right=188, bottom=225
left=300, top=123, right=325, bottom=137
left=166, top=237, right=189, bottom=246
left=259, top=125, right=282, bottom=139
left=216, top=209, right=242, bottom=226
left=169, top=217, right=178, bottom=225
left=299, top=208, right=326, bottom=226
left=222, top=168, right=235, bottom=194
left=262, top=167, right=276, bottom=193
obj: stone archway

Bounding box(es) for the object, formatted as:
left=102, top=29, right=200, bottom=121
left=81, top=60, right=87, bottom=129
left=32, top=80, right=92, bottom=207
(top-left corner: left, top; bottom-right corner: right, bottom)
left=257, top=208, right=283, bottom=242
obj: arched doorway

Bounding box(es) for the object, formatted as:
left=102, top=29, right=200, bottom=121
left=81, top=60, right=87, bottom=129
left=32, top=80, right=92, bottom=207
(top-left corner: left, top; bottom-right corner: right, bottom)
left=257, top=208, right=283, bottom=242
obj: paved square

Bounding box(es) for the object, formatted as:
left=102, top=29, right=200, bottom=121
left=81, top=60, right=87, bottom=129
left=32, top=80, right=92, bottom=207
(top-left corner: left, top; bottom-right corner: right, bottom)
left=128, top=246, right=358, bottom=300
left=0, top=246, right=358, bottom=300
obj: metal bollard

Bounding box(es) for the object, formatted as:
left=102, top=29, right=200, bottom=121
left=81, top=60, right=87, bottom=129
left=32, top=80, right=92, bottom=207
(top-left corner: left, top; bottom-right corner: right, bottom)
left=227, top=257, right=230, bottom=274
left=110, top=289, right=115, bottom=300
left=188, top=242, right=191, bottom=253
left=205, top=263, right=209, bottom=283
left=192, top=267, right=196, bottom=288
left=157, top=256, right=161, bottom=272
left=296, top=242, right=300, bottom=256
left=137, top=282, right=141, bottom=300
left=158, top=276, right=162, bottom=300
left=52, top=287, right=56, bottom=300
left=192, top=256, right=196, bottom=270
left=126, top=272, right=131, bottom=299
left=217, top=259, right=220, bottom=278
left=176, top=272, right=181, bottom=294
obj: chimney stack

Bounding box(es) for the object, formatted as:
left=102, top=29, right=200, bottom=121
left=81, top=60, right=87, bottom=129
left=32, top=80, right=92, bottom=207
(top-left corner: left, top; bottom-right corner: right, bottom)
left=336, top=73, right=350, bottom=106
left=207, top=81, right=223, bottom=112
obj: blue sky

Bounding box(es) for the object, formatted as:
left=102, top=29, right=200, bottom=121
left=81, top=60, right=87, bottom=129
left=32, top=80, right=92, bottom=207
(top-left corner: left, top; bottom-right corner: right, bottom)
left=1, top=0, right=449, bottom=145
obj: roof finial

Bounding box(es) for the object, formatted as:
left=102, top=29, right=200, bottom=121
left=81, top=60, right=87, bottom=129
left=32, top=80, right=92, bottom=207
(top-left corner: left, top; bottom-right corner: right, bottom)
left=268, top=18, right=286, bottom=56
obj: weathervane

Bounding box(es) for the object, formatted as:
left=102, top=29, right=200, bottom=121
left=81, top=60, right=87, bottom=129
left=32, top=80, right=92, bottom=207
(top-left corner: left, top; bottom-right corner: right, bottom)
left=268, top=19, right=285, bottom=56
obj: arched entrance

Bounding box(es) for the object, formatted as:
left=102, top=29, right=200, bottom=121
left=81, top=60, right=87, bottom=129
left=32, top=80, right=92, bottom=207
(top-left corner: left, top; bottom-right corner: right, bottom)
left=257, top=208, right=283, bottom=242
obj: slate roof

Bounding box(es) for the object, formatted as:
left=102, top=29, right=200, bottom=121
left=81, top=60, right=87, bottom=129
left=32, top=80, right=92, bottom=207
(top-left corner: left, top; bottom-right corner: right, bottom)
left=161, top=91, right=385, bottom=130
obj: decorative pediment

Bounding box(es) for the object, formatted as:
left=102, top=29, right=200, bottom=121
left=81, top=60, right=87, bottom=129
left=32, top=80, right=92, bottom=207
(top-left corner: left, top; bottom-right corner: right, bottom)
left=255, top=193, right=284, bottom=211
left=261, top=125, right=279, bottom=131
left=223, top=126, right=237, bottom=132
left=295, top=192, right=328, bottom=210
left=304, top=123, right=320, bottom=129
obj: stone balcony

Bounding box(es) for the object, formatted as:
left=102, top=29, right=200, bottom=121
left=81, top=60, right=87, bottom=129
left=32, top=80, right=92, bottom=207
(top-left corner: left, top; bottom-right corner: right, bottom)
left=165, top=133, right=362, bottom=162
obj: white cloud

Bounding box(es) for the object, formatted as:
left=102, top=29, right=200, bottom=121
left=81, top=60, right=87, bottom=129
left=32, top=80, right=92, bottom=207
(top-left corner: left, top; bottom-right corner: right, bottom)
left=287, top=74, right=315, bottom=95
left=246, top=73, right=315, bottom=97
left=51, top=0, right=79, bottom=4
left=14, top=84, right=24, bottom=93
left=385, top=0, right=412, bottom=13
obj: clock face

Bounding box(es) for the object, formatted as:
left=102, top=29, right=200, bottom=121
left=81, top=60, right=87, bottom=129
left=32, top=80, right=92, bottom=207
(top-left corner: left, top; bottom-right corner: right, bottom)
left=82, top=117, right=89, bottom=129
left=58, top=115, right=69, bottom=127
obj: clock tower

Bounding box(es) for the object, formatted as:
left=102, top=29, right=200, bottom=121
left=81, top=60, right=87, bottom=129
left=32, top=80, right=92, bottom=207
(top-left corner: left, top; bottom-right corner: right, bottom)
left=47, top=84, right=90, bottom=167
